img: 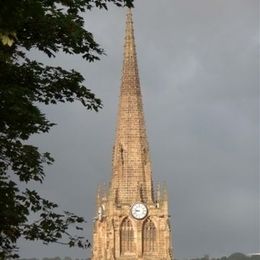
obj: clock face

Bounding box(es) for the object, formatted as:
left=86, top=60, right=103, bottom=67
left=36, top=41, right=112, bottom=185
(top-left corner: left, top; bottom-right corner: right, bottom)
left=131, top=203, right=148, bottom=220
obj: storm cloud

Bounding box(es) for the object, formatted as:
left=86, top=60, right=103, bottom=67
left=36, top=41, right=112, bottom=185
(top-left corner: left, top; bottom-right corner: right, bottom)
left=19, top=0, right=259, bottom=258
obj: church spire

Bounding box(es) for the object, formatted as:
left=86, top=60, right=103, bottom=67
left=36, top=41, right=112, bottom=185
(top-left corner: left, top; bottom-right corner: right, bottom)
left=121, top=8, right=139, bottom=87
left=110, top=9, right=154, bottom=205
left=92, top=9, right=173, bottom=260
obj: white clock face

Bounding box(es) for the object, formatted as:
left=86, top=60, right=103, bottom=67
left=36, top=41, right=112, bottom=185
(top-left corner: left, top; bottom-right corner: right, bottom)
left=131, top=203, right=148, bottom=220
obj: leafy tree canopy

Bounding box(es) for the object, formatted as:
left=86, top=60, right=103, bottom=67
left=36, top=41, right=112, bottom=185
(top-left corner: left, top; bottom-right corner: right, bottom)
left=18, top=253, right=260, bottom=260
left=0, top=0, right=133, bottom=258
left=190, top=253, right=260, bottom=260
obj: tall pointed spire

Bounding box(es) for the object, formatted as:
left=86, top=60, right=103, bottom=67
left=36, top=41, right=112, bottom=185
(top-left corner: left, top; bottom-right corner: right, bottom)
left=110, top=9, right=153, bottom=205
left=121, top=8, right=139, bottom=90
left=92, top=9, right=173, bottom=259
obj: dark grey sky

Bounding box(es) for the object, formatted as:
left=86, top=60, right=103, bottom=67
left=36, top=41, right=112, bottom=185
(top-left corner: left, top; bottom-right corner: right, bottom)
left=19, top=0, right=259, bottom=259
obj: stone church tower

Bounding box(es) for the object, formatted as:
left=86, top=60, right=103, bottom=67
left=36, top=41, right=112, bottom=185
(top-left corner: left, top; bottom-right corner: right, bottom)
left=92, top=9, right=173, bottom=260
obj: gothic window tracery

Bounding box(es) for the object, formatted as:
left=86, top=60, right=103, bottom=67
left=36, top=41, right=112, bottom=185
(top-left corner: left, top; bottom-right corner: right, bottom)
left=143, top=218, right=156, bottom=253
left=120, top=218, right=135, bottom=254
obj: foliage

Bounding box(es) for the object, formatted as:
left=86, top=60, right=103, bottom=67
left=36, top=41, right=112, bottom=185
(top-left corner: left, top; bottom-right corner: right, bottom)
left=190, top=253, right=260, bottom=260
left=0, top=0, right=134, bottom=258
left=19, top=253, right=260, bottom=260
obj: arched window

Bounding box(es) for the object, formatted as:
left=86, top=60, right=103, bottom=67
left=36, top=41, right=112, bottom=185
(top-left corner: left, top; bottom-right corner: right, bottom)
left=120, top=218, right=135, bottom=254
left=143, top=218, right=156, bottom=253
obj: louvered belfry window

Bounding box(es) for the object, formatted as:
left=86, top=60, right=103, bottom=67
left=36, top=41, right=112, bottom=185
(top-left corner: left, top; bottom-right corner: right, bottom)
left=143, top=218, right=156, bottom=253
left=120, top=218, right=135, bottom=254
